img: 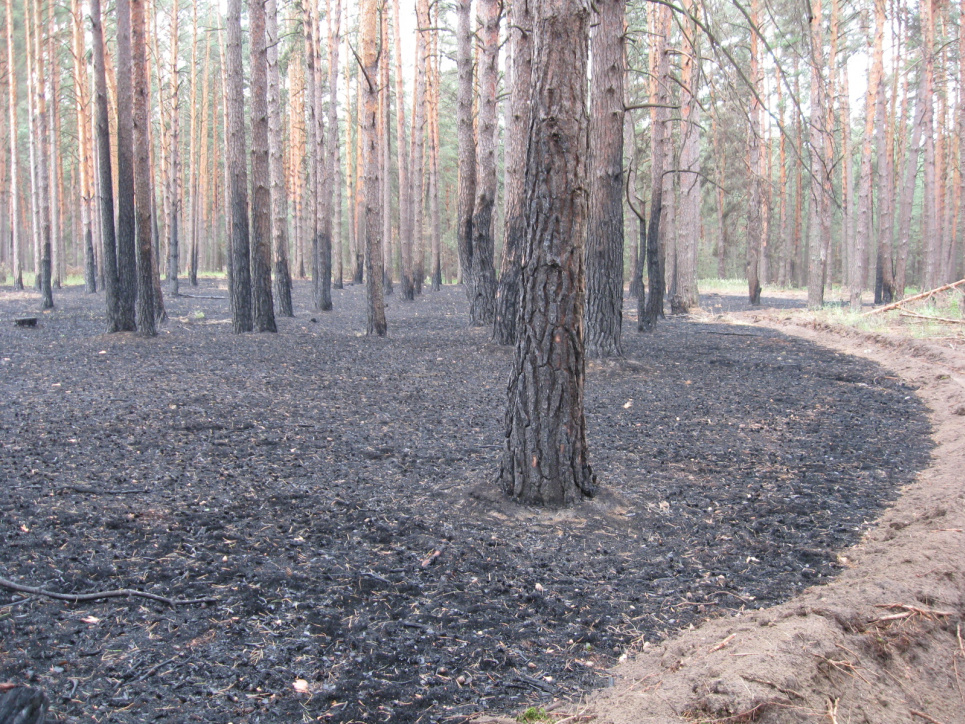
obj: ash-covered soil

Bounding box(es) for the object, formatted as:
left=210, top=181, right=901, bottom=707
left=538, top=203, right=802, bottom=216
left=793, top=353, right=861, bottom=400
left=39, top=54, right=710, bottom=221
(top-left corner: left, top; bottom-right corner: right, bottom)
left=0, top=281, right=930, bottom=723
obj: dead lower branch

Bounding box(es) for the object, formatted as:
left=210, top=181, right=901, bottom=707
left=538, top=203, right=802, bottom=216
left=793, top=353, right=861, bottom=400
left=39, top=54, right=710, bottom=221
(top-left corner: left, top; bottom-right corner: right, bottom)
left=898, top=311, right=965, bottom=325
left=0, top=575, right=217, bottom=608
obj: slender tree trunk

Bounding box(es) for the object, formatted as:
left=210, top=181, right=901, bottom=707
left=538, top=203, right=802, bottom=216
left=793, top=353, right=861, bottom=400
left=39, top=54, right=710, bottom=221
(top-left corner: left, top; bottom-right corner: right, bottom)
left=851, top=0, right=884, bottom=311
left=895, top=74, right=924, bottom=298
left=427, top=33, right=441, bottom=291
left=361, top=0, right=386, bottom=335
left=327, top=0, right=342, bottom=291
left=131, top=0, right=156, bottom=335
left=311, top=4, right=332, bottom=311
left=164, top=0, right=181, bottom=296
left=91, top=0, right=122, bottom=330
left=745, top=0, right=763, bottom=305
left=391, top=0, right=413, bottom=300
left=468, top=0, right=500, bottom=326
left=640, top=4, right=670, bottom=332
left=249, top=0, right=277, bottom=331
left=266, top=0, right=293, bottom=316
left=626, top=117, right=645, bottom=298
left=410, top=0, right=429, bottom=293
left=71, top=0, right=96, bottom=293
left=456, top=0, right=476, bottom=297
left=498, top=0, right=594, bottom=506
left=673, top=1, right=701, bottom=313
left=116, top=0, right=137, bottom=328
left=493, top=0, right=533, bottom=344
left=920, top=0, right=940, bottom=288
left=187, top=1, right=199, bottom=287
left=32, top=0, right=52, bottom=309
left=380, top=13, right=393, bottom=296
left=6, top=0, right=20, bottom=289
left=47, top=9, right=62, bottom=291
left=806, top=0, right=832, bottom=309
left=584, top=0, right=625, bottom=354
left=226, top=0, right=253, bottom=331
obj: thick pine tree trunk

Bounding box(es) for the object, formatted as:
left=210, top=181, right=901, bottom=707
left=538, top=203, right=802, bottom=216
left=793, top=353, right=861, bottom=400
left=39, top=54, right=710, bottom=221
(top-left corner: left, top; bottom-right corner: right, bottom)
left=249, top=0, right=277, bottom=332
left=498, top=0, right=594, bottom=507
left=311, top=5, right=332, bottom=311
left=584, top=0, right=625, bottom=357
left=131, top=0, right=156, bottom=336
left=361, top=0, right=386, bottom=335
left=468, top=0, right=500, bottom=326
left=226, top=0, right=253, bottom=332
left=493, top=0, right=532, bottom=344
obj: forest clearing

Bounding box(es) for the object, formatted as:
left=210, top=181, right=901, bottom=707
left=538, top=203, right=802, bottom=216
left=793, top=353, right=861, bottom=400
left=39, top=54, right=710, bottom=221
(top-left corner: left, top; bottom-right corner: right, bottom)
left=4, top=280, right=964, bottom=723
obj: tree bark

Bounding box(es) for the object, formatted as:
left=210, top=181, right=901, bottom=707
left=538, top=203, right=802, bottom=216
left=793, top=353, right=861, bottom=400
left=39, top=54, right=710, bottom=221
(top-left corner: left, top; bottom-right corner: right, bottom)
left=806, top=0, right=832, bottom=309
left=584, top=0, right=625, bottom=356
left=745, top=0, right=763, bottom=305
left=851, top=0, right=884, bottom=311
left=249, top=0, right=277, bottom=332
left=493, top=0, right=533, bottom=344
left=327, top=0, right=342, bottom=291
left=91, top=0, right=122, bottom=331
left=391, top=0, right=413, bottom=300
left=498, top=0, right=594, bottom=507
left=31, top=0, right=52, bottom=309
left=456, top=0, right=476, bottom=298
left=115, top=0, right=137, bottom=328
left=226, top=0, right=253, bottom=332
left=4, top=0, right=20, bottom=289
left=640, top=4, right=671, bottom=332
left=166, top=0, right=181, bottom=297
left=410, top=0, right=429, bottom=293
left=267, top=0, right=293, bottom=315
left=131, top=0, right=156, bottom=335
left=72, top=0, right=96, bottom=293
left=468, top=0, right=500, bottom=326
left=361, top=0, right=386, bottom=335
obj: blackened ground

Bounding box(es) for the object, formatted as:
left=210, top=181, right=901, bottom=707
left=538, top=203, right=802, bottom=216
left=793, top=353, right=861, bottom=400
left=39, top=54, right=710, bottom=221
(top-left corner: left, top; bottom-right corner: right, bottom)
left=0, top=281, right=930, bottom=723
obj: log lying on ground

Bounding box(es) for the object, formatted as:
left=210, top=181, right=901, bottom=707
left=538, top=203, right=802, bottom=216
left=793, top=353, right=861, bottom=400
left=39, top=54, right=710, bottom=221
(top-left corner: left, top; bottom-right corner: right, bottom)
left=862, top=278, right=965, bottom=316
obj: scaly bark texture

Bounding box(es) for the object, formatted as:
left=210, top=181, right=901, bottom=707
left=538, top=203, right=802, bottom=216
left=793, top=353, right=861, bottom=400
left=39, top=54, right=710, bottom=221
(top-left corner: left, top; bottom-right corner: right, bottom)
left=584, top=0, right=624, bottom=357
left=498, top=0, right=595, bottom=507
left=226, top=0, right=253, bottom=332
left=468, top=0, right=500, bottom=326
left=249, top=0, right=277, bottom=332
left=131, top=0, right=156, bottom=336
left=493, top=0, right=533, bottom=345
left=361, top=0, right=386, bottom=335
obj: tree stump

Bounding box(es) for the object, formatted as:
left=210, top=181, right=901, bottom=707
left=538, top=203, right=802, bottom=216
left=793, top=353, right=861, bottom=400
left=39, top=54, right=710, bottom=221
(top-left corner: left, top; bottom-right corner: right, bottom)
left=14, top=317, right=38, bottom=328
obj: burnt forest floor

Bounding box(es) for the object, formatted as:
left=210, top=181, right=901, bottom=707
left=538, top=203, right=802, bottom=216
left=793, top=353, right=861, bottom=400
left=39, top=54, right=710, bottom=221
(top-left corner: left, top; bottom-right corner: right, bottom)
left=0, top=280, right=932, bottom=723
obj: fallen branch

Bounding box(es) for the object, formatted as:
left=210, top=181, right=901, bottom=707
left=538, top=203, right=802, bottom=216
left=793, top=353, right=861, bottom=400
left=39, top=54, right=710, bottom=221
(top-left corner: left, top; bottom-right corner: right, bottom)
left=862, top=279, right=965, bottom=316
left=873, top=603, right=956, bottom=619
left=179, top=293, right=225, bottom=300
left=0, top=576, right=217, bottom=608
left=898, top=311, right=965, bottom=325
left=910, top=710, right=947, bottom=724
left=59, top=486, right=150, bottom=496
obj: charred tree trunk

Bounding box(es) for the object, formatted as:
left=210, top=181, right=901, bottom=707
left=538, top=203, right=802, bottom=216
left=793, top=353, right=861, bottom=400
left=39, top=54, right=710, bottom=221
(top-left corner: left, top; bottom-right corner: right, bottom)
left=226, top=0, right=253, bottom=332
left=584, top=0, right=625, bottom=357
left=91, top=0, right=122, bottom=331
left=493, top=0, right=533, bottom=345
left=131, top=0, right=156, bottom=335
left=498, top=0, right=594, bottom=507
left=116, top=0, right=137, bottom=329
left=249, top=0, right=277, bottom=332
left=456, top=0, right=476, bottom=297
left=267, top=0, right=293, bottom=316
